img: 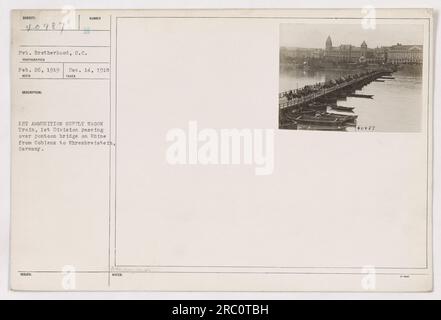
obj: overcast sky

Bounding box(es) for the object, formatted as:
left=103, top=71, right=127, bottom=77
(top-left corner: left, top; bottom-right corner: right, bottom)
left=280, top=23, right=424, bottom=49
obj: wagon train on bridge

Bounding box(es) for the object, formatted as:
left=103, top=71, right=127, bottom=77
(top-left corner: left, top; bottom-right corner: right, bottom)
left=279, top=68, right=395, bottom=131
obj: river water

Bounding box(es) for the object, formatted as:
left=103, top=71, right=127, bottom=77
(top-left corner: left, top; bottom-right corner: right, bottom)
left=279, top=65, right=423, bottom=132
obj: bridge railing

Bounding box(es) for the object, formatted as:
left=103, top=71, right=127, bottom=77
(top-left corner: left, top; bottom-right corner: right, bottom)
left=279, top=71, right=385, bottom=109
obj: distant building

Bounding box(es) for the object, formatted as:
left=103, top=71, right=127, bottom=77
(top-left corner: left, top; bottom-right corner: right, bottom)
left=281, top=37, right=423, bottom=66
left=387, top=43, right=423, bottom=64
left=324, top=36, right=423, bottom=65
left=324, top=36, right=384, bottom=64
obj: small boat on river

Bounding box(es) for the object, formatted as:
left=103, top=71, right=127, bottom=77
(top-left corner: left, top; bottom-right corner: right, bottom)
left=330, top=105, right=355, bottom=112
left=347, top=93, right=374, bottom=99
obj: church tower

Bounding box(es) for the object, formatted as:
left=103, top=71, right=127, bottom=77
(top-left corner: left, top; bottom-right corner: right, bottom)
left=361, top=40, right=368, bottom=57
left=326, top=35, right=333, bottom=51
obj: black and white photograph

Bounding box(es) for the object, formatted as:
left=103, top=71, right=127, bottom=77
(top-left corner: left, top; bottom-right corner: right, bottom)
left=279, top=23, right=425, bottom=132
left=1, top=4, right=438, bottom=301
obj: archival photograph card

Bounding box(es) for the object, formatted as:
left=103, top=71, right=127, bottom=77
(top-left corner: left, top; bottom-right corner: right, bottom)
left=10, top=8, right=433, bottom=291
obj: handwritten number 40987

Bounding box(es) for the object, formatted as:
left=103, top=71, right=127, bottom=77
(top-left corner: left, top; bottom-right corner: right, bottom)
left=25, top=22, right=66, bottom=32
